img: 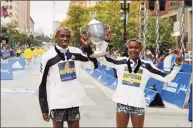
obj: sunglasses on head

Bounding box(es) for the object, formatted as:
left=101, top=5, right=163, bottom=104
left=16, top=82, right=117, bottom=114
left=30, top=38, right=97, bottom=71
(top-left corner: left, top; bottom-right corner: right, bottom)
left=126, top=37, right=142, bottom=46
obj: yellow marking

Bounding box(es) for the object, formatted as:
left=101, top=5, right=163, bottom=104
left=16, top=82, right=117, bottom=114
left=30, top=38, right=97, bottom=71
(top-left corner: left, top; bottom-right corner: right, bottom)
left=59, top=68, right=76, bottom=75
left=1, top=88, right=13, bottom=93
left=122, top=71, right=142, bottom=83
left=76, top=114, right=80, bottom=119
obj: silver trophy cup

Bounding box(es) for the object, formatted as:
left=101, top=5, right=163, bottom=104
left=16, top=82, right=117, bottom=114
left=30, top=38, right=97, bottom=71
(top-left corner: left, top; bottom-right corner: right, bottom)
left=80, top=19, right=109, bottom=58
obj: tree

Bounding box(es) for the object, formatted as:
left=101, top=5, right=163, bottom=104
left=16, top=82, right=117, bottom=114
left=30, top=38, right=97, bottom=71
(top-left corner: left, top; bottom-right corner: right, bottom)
left=35, top=35, right=51, bottom=43
left=93, top=1, right=123, bottom=49
left=61, top=4, right=91, bottom=47
left=1, top=22, right=47, bottom=47
left=60, top=1, right=140, bottom=51
left=60, top=1, right=175, bottom=53
left=145, top=16, right=175, bottom=56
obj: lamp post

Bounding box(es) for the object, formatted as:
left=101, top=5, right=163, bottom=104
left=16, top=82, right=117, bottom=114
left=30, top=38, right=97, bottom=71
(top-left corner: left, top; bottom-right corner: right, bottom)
left=120, top=0, right=130, bottom=46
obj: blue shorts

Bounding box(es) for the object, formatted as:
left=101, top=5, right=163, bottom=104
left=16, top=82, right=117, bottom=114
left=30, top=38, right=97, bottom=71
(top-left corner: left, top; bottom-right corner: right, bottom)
left=117, top=103, right=145, bottom=116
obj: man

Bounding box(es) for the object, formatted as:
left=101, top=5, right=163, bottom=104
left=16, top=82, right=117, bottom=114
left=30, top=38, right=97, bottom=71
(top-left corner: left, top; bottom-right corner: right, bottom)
left=80, top=37, right=183, bottom=128
left=38, top=27, right=98, bottom=128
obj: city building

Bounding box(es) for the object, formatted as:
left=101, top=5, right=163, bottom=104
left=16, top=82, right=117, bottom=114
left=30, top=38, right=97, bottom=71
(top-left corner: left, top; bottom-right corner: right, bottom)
left=30, top=17, right=34, bottom=35
left=1, top=0, right=30, bottom=34
left=34, top=28, right=44, bottom=37
left=146, top=0, right=192, bottom=50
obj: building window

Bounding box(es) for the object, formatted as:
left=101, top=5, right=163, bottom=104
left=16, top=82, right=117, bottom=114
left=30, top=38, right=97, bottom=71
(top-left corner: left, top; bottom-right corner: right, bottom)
left=6, top=0, right=13, bottom=2
left=9, top=6, right=12, bottom=9
left=9, top=12, right=12, bottom=16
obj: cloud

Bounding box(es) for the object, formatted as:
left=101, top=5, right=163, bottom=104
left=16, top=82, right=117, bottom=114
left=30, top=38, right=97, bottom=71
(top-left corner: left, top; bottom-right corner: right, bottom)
left=30, top=1, right=70, bottom=36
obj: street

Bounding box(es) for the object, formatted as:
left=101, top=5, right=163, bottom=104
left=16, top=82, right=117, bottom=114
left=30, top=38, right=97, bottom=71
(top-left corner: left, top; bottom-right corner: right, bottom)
left=1, top=60, right=191, bottom=127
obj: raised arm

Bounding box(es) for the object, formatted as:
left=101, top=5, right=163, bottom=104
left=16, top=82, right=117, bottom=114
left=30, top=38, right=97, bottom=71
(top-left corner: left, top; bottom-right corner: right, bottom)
left=144, top=53, right=183, bottom=83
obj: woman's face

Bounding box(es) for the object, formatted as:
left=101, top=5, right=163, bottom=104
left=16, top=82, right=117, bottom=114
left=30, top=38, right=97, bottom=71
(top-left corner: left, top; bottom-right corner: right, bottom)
left=127, top=41, right=142, bottom=60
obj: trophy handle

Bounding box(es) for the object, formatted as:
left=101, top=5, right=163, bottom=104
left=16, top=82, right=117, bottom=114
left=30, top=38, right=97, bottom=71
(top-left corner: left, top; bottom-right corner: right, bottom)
left=104, top=24, right=110, bottom=31
left=103, top=24, right=111, bottom=40
left=80, top=26, right=86, bottom=35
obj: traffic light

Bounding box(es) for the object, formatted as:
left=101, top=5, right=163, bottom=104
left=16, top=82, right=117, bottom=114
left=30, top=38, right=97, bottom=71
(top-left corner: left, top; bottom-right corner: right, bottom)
left=149, top=0, right=155, bottom=11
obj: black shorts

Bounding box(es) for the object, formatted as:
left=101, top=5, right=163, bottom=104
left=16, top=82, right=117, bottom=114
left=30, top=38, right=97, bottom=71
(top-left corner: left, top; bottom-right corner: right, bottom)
left=49, top=107, right=80, bottom=122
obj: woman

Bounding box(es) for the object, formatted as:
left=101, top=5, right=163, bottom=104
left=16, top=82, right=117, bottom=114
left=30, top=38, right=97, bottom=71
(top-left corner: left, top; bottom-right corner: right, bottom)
left=80, top=36, right=183, bottom=128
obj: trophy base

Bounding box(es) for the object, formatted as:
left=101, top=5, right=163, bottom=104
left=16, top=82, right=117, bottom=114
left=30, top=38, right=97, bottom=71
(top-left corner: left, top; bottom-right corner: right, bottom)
left=89, top=51, right=107, bottom=58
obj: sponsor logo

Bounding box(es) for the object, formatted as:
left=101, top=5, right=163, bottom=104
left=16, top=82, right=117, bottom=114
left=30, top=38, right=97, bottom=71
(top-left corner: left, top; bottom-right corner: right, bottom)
left=163, top=82, right=187, bottom=94
left=1, top=68, right=9, bottom=73
left=163, top=82, right=178, bottom=93
left=177, top=84, right=187, bottom=94
left=12, top=61, right=22, bottom=69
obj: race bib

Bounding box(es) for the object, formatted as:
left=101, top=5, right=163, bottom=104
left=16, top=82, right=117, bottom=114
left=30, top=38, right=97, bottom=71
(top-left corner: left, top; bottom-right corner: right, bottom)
left=58, top=61, right=76, bottom=81
left=122, top=67, right=143, bottom=87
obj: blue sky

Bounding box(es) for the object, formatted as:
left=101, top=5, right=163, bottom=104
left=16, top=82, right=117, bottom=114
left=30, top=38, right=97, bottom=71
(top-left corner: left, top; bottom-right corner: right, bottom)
left=30, top=1, right=70, bottom=36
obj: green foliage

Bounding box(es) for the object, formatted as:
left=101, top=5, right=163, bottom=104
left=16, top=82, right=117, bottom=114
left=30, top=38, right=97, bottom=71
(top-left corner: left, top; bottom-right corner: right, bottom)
left=60, top=1, right=175, bottom=52
left=35, top=35, right=51, bottom=43
left=1, top=22, right=51, bottom=47
left=146, top=16, right=175, bottom=52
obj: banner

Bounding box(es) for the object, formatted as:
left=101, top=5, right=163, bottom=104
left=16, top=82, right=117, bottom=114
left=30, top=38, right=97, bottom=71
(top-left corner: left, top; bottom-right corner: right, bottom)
left=8, top=58, right=25, bottom=71
left=144, top=88, right=158, bottom=106
left=1, top=63, right=13, bottom=80
left=97, top=64, right=116, bottom=78
left=161, top=72, right=191, bottom=108
left=145, top=78, right=164, bottom=94
left=19, top=56, right=26, bottom=66
left=86, top=63, right=191, bottom=108
left=158, top=62, right=164, bottom=70
left=86, top=68, right=117, bottom=90
left=180, top=64, right=192, bottom=73
left=159, top=62, right=192, bottom=73
left=188, top=84, right=192, bottom=121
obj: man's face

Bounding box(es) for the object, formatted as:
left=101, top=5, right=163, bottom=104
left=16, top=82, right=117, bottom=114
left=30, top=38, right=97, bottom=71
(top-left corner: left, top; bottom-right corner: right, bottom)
left=127, top=41, right=142, bottom=60
left=56, top=29, right=71, bottom=48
